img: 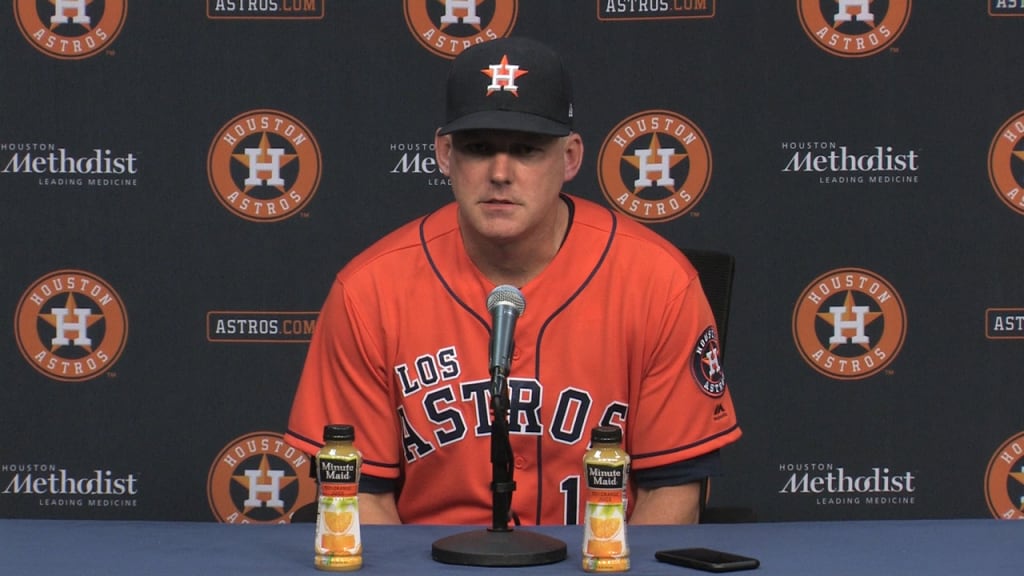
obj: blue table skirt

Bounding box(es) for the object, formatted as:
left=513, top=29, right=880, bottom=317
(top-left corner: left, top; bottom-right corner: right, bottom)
left=1, top=518, right=1021, bottom=575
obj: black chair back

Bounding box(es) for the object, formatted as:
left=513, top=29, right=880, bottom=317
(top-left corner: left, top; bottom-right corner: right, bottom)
left=682, top=248, right=756, bottom=523
left=682, top=248, right=735, bottom=360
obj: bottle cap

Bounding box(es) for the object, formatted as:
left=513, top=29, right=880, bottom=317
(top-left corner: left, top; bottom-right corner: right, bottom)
left=323, top=424, right=355, bottom=442
left=591, top=425, right=622, bottom=444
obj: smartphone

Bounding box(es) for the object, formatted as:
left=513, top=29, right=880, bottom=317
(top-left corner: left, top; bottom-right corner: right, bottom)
left=655, top=547, right=760, bottom=572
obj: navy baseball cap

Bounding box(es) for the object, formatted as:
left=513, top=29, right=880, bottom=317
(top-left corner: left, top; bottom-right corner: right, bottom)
left=439, top=37, right=574, bottom=136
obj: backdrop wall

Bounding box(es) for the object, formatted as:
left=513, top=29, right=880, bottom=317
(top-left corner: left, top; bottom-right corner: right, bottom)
left=3, top=1, right=1023, bottom=524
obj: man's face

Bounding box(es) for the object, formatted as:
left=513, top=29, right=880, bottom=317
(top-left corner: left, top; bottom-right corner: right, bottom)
left=435, top=129, right=583, bottom=245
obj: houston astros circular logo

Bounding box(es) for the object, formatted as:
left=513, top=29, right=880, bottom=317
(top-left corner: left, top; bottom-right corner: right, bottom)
left=792, top=268, right=906, bottom=380
left=208, top=109, right=322, bottom=222
left=691, top=326, right=726, bottom=397
left=14, top=0, right=127, bottom=60
left=984, top=431, right=1024, bottom=520
left=598, top=110, right=712, bottom=223
left=987, top=110, right=1024, bottom=216
left=403, top=0, right=518, bottom=59
left=797, top=0, right=911, bottom=58
left=15, top=269, right=128, bottom=382
left=207, top=431, right=318, bottom=524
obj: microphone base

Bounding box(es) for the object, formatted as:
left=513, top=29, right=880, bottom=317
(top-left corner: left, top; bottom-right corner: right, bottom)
left=431, top=528, right=567, bottom=567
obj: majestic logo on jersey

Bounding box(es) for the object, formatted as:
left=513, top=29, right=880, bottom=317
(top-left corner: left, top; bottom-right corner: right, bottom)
left=207, top=431, right=318, bottom=524
left=797, top=0, right=911, bottom=58
left=792, top=268, right=906, bottom=380
left=984, top=431, right=1024, bottom=519
left=987, top=110, right=1024, bottom=216
left=14, top=0, right=127, bottom=60
left=207, top=109, right=322, bottom=222
left=598, top=110, right=712, bottom=223
left=14, top=269, right=128, bottom=382
left=483, top=54, right=528, bottom=95
left=691, top=326, right=726, bottom=397
left=403, top=0, right=518, bottom=59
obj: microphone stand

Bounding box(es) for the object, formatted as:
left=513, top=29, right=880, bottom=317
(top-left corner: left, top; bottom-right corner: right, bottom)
left=431, top=369, right=567, bottom=566
left=489, top=370, right=515, bottom=530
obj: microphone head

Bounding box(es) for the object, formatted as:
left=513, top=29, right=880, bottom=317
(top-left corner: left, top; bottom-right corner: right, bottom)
left=486, top=284, right=526, bottom=317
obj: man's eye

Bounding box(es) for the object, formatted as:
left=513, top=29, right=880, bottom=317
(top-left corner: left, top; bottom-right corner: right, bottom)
left=510, top=144, right=540, bottom=156
left=462, top=142, right=492, bottom=155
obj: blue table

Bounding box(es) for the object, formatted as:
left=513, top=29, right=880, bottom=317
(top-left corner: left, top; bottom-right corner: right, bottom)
left=1, top=518, right=1021, bottom=575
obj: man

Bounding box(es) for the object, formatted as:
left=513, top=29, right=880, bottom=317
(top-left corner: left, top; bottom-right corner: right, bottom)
left=285, top=37, right=741, bottom=525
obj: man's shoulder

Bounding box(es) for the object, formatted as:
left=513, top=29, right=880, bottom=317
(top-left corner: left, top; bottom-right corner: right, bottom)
left=569, top=194, right=686, bottom=261
left=340, top=202, right=459, bottom=277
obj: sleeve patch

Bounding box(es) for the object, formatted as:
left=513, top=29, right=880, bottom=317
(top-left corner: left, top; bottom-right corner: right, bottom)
left=691, top=326, right=726, bottom=397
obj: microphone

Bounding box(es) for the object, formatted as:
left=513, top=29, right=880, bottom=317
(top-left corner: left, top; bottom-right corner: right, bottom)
left=486, top=285, right=526, bottom=377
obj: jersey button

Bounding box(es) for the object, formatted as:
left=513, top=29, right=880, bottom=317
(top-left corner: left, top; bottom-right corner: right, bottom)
left=512, top=347, right=521, bottom=361
left=514, top=456, right=527, bottom=469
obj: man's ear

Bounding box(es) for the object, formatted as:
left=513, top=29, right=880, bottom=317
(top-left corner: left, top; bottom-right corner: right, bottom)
left=563, top=132, right=584, bottom=182
left=434, top=128, right=451, bottom=175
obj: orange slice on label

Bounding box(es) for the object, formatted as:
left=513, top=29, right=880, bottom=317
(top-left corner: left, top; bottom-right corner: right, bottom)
left=321, top=533, right=357, bottom=552
left=324, top=510, right=354, bottom=534
left=589, top=516, right=621, bottom=539
left=587, top=539, right=623, bottom=556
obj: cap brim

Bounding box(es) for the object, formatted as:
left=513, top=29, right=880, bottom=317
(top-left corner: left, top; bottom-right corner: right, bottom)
left=438, top=111, right=570, bottom=136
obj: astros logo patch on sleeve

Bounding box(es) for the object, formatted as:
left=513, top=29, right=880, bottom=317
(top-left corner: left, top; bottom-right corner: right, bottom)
left=691, top=326, right=726, bottom=397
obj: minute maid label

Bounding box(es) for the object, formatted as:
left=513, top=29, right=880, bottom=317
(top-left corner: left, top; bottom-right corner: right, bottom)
left=318, top=458, right=357, bottom=484
left=587, top=463, right=625, bottom=490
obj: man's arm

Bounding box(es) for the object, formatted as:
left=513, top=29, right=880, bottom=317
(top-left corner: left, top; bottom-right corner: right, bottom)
left=358, top=492, right=402, bottom=524
left=629, top=482, right=702, bottom=525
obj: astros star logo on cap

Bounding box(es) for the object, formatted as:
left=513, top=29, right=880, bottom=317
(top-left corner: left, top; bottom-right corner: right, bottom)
left=483, top=55, right=528, bottom=96
left=439, top=37, right=573, bottom=136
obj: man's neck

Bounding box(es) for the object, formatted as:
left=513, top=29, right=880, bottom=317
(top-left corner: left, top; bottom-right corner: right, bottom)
left=462, top=198, right=569, bottom=288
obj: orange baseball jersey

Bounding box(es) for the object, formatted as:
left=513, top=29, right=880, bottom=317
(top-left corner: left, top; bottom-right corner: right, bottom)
left=285, top=194, right=741, bottom=525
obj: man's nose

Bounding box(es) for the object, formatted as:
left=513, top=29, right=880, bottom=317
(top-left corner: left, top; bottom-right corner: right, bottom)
left=489, top=152, right=512, bottom=183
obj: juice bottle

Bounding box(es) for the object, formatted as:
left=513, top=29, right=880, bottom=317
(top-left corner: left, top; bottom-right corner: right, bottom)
left=582, top=425, right=630, bottom=572
left=314, top=424, right=362, bottom=571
